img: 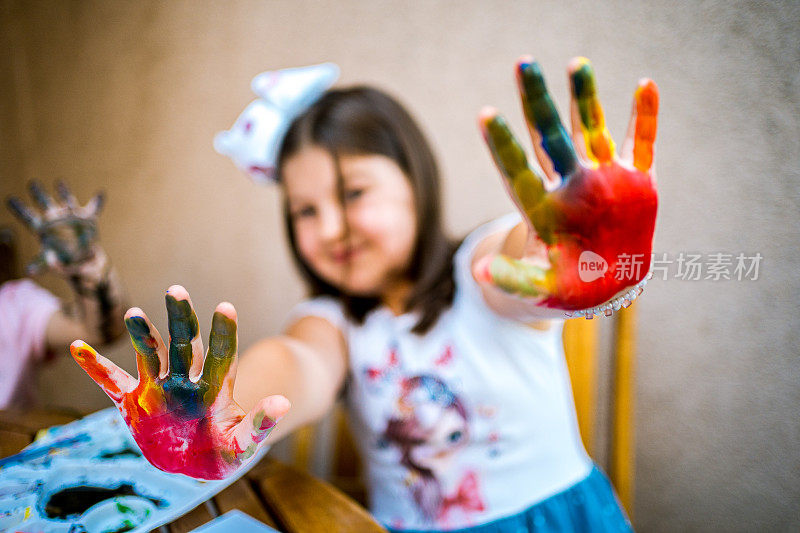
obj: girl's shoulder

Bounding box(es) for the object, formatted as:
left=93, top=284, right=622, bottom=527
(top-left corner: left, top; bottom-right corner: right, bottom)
left=285, top=295, right=347, bottom=332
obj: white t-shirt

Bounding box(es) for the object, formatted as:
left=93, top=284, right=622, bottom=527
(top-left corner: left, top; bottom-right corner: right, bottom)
left=288, top=214, right=592, bottom=531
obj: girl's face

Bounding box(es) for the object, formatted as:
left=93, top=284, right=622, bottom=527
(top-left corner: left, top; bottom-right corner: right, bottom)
left=283, top=146, right=418, bottom=298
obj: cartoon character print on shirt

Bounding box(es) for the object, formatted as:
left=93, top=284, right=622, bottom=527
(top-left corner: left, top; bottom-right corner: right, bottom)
left=430, top=345, right=503, bottom=461
left=382, top=374, right=486, bottom=527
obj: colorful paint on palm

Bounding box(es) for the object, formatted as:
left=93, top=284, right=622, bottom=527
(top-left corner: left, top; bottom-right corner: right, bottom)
left=478, top=57, right=659, bottom=316
left=71, top=287, right=284, bottom=480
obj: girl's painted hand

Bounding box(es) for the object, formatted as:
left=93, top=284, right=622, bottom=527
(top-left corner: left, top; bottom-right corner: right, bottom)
left=6, top=181, right=105, bottom=277
left=478, top=57, right=659, bottom=318
left=70, top=285, right=290, bottom=480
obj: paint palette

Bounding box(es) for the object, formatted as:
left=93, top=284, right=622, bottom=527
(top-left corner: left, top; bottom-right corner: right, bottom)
left=0, top=408, right=269, bottom=533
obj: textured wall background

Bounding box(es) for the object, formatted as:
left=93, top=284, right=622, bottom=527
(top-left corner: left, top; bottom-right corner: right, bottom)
left=1, top=1, right=798, bottom=530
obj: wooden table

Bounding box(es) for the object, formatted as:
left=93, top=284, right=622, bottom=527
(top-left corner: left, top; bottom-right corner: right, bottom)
left=0, top=409, right=386, bottom=533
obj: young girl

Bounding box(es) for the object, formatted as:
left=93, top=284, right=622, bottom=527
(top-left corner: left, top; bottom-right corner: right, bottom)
left=71, top=57, right=658, bottom=531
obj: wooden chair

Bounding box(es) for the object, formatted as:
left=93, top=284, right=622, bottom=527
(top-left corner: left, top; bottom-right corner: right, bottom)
left=563, top=304, right=638, bottom=518
left=292, top=304, right=639, bottom=518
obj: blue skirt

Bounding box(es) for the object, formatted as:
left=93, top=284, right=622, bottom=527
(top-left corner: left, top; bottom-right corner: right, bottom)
left=388, top=464, right=632, bottom=533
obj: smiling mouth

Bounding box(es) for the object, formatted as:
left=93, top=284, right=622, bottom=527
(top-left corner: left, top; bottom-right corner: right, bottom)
left=331, top=247, right=361, bottom=263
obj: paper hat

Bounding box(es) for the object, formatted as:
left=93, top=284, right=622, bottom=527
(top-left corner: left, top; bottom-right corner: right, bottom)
left=214, top=62, right=340, bottom=184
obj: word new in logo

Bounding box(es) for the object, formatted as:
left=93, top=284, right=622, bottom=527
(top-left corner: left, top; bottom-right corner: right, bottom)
left=578, top=251, right=608, bottom=282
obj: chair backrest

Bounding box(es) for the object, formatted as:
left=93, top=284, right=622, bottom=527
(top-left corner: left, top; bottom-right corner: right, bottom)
left=563, top=304, right=637, bottom=518
left=292, top=305, right=638, bottom=517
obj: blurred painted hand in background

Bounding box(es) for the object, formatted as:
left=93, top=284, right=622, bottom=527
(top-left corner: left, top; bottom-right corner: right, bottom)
left=478, top=57, right=659, bottom=318
left=6, top=181, right=105, bottom=277
left=71, top=285, right=290, bottom=480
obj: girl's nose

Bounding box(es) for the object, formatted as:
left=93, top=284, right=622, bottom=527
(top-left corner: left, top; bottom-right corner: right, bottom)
left=319, top=205, right=346, bottom=242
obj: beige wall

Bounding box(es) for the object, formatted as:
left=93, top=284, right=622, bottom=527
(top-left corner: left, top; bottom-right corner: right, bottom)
left=1, top=1, right=798, bottom=530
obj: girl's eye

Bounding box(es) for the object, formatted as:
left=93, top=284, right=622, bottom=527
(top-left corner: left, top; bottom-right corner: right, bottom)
left=448, top=431, right=463, bottom=443
left=292, top=206, right=316, bottom=219
left=344, top=188, right=364, bottom=201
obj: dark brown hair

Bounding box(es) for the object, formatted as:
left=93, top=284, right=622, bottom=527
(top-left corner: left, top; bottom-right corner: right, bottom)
left=0, top=227, right=20, bottom=285
left=277, top=86, right=457, bottom=334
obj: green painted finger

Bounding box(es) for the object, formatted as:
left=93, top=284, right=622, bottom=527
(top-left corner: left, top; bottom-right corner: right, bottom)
left=165, top=294, right=199, bottom=377
left=517, top=60, right=578, bottom=177
left=125, top=315, right=162, bottom=381
left=480, top=112, right=547, bottom=211
left=28, top=182, right=55, bottom=211
left=201, top=310, right=237, bottom=406
left=478, top=253, right=551, bottom=298
left=570, top=57, right=615, bottom=164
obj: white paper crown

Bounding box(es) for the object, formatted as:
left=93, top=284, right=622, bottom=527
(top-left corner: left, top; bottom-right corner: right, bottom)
left=214, top=62, right=340, bottom=184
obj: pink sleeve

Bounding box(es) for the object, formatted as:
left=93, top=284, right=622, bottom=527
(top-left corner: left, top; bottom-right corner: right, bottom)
left=0, top=279, right=61, bottom=408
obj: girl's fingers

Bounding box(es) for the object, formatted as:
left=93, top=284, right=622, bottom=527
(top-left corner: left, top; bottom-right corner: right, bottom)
left=6, top=197, right=41, bottom=230
left=624, top=79, right=659, bottom=172
left=56, top=181, right=80, bottom=210
left=473, top=253, right=552, bottom=298
left=165, top=285, right=203, bottom=379
left=83, top=192, right=105, bottom=218
left=569, top=96, right=589, bottom=162
left=28, top=181, right=56, bottom=212
left=201, top=302, right=238, bottom=407
left=479, top=108, right=547, bottom=214
left=71, top=340, right=136, bottom=403
left=124, top=307, right=168, bottom=381
left=568, top=57, right=616, bottom=164
left=620, top=88, right=638, bottom=163
left=516, top=57, right=578, bottom=180
left=232, top=395, right=291, bottom=461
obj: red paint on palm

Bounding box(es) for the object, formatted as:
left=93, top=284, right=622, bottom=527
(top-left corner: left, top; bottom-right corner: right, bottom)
left=535, top=162, right=657, bottom=310
left=125, top=409, right=236, bottom=480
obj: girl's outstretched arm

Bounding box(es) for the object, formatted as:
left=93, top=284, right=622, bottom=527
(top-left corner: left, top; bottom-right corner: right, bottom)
left=233, top=314, right=348, bottom=444
left=70, top=285, right=347, bottom=480
left=474, top=56, right=659, bottom=322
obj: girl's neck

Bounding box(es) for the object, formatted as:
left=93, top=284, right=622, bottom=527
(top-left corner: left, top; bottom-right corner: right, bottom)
left=381, top=279, right=413, bottom=317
